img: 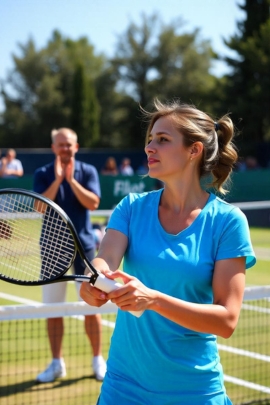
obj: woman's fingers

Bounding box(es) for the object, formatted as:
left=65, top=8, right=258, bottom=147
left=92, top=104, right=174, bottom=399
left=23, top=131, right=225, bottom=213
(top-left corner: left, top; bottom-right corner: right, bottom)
left=80, top=281, right=109, bottom=307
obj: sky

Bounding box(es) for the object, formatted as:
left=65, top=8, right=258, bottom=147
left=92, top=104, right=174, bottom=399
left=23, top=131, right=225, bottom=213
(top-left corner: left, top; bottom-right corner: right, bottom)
left=0, top=0, right=245, bottom=109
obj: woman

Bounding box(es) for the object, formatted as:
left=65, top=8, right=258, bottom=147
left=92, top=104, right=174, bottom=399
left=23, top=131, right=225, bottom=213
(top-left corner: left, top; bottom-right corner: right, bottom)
left=80, top=99, right=256, bottom=404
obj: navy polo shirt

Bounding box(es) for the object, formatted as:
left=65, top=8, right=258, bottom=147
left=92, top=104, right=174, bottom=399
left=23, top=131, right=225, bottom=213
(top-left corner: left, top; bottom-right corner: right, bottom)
left=33, top=160, right=101, bottom=251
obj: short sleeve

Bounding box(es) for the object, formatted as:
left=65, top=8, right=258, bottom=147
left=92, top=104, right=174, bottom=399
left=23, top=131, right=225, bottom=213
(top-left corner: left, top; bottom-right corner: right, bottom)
left=84, top=164, right=101, bottom=198
left=16, top=160, right=23, bottom=170
left=216, top=207, right=256, bottom=269
left=106, top=195, right=131, bottom=237
left=33, top=167, right=50, bottom=194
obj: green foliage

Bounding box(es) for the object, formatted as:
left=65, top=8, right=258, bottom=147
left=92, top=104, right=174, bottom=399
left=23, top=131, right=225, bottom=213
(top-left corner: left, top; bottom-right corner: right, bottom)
left=151, top=25, right=216, bottom=110
left=112, top=13, right=159, bottom=107
left=112, top=14, right=217, bottom=112
left=71, top=64, right=100, bottom=147
left=0, top=31, right=105, bottom=147
left=223, top=0, right=270, bottom=155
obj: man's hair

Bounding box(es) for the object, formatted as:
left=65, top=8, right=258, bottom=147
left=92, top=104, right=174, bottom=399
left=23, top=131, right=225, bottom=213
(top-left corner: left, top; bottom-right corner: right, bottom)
left=6, top=149, right=16, bottom=158
left=51, top=128, right=78, bottom=143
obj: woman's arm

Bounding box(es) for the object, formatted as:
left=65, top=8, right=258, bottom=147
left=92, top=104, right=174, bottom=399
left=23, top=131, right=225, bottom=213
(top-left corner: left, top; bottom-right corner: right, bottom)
left=106, top=257, right=246, bottom=339
left=80, top=229, right=128, bottom=306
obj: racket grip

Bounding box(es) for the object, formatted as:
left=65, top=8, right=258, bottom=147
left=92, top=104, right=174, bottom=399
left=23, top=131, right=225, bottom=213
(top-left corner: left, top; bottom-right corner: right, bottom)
left=94, top=273, right=122, bottom=293
left=94, top=273, right=143, bottom=318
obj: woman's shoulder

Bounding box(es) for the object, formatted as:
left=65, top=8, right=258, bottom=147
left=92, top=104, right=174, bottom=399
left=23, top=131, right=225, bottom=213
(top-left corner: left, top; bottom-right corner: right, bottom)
left=209, top=194, right=247, bottom=222
left=115, top=189, right=162, bottom=214
left=127, top=189, right=163, bottom=204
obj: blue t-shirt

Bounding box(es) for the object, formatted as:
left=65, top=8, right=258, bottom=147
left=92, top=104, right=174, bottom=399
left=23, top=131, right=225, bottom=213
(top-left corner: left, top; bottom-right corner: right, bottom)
left=99, top=190, right=256, bottom=405
left=33, top=160, right=101, bottom=251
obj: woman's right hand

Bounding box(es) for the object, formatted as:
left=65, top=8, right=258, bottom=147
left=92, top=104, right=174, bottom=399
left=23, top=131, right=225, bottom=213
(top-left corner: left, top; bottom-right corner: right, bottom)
left=80, top=279, right=109, bottom=308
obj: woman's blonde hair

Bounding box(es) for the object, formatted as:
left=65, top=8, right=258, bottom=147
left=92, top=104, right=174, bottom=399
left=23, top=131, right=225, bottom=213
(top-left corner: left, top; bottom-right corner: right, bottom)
left=143, top=99, right=238, bottom=195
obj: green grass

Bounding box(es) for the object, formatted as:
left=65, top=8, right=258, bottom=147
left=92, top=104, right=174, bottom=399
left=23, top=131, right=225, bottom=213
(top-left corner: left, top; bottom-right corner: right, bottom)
left=0, top=315, right=114, bottom=405
left=245, top=227, right=270, bottom=286
left=245, top=259, right=270, bottom=285
left=218, top=296, right=270, bottom=403
left=1, top=226, right=270, bottom=404
left=219, top=227, right=270, bottom=404
left=249, top=227, right=270, bottom=247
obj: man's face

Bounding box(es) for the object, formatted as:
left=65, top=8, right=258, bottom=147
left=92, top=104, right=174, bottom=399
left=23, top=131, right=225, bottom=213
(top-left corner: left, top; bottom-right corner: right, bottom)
left=6, top=151, right=15, bottom=162
left=51, top=131, right=78, bottom=164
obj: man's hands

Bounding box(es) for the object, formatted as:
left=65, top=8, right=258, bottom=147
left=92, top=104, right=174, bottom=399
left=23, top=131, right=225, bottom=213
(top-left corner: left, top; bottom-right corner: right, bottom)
left=54, top=156, right=75, bottom=184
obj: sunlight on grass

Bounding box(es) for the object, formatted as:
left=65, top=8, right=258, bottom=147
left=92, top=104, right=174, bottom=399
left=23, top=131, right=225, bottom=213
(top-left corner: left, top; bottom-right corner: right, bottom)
left=250, top=227, right=270, bottom=248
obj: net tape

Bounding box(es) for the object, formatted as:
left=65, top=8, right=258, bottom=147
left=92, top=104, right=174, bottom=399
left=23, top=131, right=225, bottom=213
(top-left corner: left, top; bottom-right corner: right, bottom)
left=0, top=286, right=269, bottom=321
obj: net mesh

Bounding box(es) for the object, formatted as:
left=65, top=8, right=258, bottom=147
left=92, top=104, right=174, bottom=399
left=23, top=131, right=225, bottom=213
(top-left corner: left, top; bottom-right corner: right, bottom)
left=0, top=287, right=270, bottom=405
left=0, top=301, right=116, bottom=405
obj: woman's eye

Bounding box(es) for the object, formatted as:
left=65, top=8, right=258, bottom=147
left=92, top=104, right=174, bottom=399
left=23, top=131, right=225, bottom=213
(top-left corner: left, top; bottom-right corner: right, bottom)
left=160, top=137, right=168, bottom=142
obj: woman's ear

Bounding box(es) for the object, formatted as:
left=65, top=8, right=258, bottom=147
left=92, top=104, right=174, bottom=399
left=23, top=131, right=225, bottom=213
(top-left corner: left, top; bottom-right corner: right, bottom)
left=190, top=142, right=203, bottom=160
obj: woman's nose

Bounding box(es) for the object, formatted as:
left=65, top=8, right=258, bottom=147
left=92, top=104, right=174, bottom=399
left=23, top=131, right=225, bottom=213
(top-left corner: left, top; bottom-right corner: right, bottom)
left=145, top=140, right=155, bottom=153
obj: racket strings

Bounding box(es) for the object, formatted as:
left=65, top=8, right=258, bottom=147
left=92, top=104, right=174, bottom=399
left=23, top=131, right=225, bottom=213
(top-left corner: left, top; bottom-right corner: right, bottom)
left=40, top=208, right=75, bottom=279
left=0, top=194, right=41, bottom=282
left=0, top=193, right=76, bottom=282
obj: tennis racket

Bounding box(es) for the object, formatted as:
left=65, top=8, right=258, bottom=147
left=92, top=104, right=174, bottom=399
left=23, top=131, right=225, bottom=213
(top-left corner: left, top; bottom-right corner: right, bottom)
left=0, top=188, right=142, bottom=317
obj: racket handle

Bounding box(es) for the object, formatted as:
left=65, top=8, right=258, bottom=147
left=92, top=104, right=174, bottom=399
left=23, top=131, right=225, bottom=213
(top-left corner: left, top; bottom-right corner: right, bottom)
left=94, top=273, right=143, bottom=318
left=94, top=273, right=122, bottom=292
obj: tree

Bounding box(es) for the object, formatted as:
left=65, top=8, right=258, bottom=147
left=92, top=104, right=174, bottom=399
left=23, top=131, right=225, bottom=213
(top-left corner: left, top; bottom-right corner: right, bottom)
left=107, top=13, right=218, bottom=149
left=0, top=31, right=105, bottom=147
left=151, top=24, right=216, bottom=111
left=224, top=0, right=270, bottom=162
left=112, top=13, right=159, bottom=108
left=112, top=13, right=217, bottom=113
left=71, top=63, right=100, bottom=147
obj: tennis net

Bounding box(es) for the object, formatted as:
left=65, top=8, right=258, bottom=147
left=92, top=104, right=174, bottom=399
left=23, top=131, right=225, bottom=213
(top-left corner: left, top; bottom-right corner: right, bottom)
left=0, top=286, right=270, bottom=405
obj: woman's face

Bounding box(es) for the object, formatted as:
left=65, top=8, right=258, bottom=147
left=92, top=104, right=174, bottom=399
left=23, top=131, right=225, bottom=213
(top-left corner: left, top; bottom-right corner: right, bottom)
left=145, top=115, right=191, bottom=181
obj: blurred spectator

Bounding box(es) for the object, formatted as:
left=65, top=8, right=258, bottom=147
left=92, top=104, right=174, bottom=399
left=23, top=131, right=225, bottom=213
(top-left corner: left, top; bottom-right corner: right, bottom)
left=245, top=156, right=260, bottom=170
left=100, top=157, right=119, bottom=176
left=136, top=159, right=148, bottom=175
left=236, top=156, right=260, bottom=172
left=119, top=158, right=134, bottom=176
left=0, top=149, right=24, bottom=178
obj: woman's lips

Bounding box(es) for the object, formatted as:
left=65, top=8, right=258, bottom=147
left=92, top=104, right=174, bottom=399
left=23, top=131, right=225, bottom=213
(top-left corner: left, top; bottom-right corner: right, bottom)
left=148, top=158, right=159, bottom=165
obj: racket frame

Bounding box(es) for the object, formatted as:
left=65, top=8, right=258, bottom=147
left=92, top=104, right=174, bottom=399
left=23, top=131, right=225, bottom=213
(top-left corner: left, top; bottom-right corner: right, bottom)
left=0, top=188, right=100, bottom=286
